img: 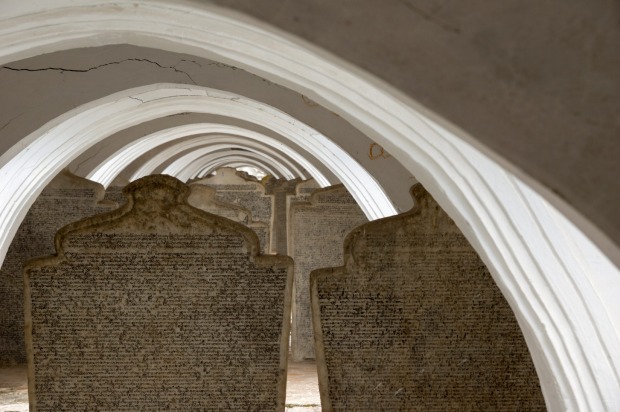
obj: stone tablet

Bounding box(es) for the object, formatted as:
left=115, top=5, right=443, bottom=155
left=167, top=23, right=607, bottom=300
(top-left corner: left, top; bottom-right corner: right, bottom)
left=0, top=171, right=115, bottom=365
left=194, top=168, right=274, bottom=251
left=188, top=183, right=271, bottom=254
left=311, top=184, right=546, bottom=411
left=289, top=185, right=367, bottom=361
left=286, top=179, right=319, bottom=222
left=286, top=179, right=319, bottom=255
left=264, top=177, right=300, bottom=256
left=24, top=175, right=293, bottom=411
left=103, top=185, right=127, bottom=207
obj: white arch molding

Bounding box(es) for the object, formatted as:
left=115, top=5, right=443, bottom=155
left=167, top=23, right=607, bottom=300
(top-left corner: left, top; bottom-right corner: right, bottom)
left=0, top=84, right=392, bottom=220
left=164, top=148, right=288, bottom=182
left=166, top=149, right=285, bottom=181
left=147, top=144, right=294, bottom=180
left=190, top=157, right=278, bottom=181
left=0, top=2, right=619, bottom=410
left=88, top=124, right=328, bottom=187
left=126, top=135, right=310, bottom=182
left=202, top=163, right=268, bottom=180
left=130, top=138, right=306, bottom=182
left=160, top=143, right=301, bottom=180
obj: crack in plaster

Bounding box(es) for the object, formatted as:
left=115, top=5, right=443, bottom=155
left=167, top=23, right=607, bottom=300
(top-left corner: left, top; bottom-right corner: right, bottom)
left=1, top=58, right=200, bottom=85
left=0, top=113, right=23, bottom=133
left=402, top=0, right=461, bottom=34
left=73, top=144, right=106, bottom=175
left=128, top=96, right=146, bottom=104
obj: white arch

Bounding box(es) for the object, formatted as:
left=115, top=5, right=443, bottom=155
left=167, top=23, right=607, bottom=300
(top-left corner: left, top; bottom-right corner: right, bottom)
left=203, top=163, right=268, bottom=179
left=129, top=136, right=307, bottom=182
left=0, top=84, right=393, bottom=222
left=165, top=148, right=286, bottom=181
left=88, top=124, right=328, bottom=187
left=0, top=2, right=619, bottom=410
left=189, top=156, right=279, bottom=181
left=138, top=141, right=295, bottom=180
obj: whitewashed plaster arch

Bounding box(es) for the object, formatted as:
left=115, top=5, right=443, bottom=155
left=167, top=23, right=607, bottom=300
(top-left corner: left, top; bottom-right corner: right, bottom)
left=0, top=2, right=619, bottom=410
left=89, top=124, right=328, bottom=187
left=0, top=84, right=393, bottom=220
left=189, top=156, right=280, bottom=181
left=126, top=135, right=312, bottom=183
left=207, top=163, right=267, bottom=179
left=136, top=141, right=297, bottom=180
left=165, top=148, right=288, bottom=181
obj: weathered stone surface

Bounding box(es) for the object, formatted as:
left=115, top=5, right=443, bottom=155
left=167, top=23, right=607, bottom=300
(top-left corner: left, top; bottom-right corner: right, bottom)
left=24, top=175, right=293, bottom=411
left=264, top=177, right=300, bottom=256
left=103, top=185, right=127, bottom=207
left=289, top=185, right=367, bottom=361
left=0, top=171, right=115, bottom=365
left=286, top=179, right=320, bottom=256
left=194, top=167, right=274, bottom=252
left=286, top=179, right=320, bottom=219
left=311, top=184, right=546, bottom=411
left=188, top=183, right=270, bottom=255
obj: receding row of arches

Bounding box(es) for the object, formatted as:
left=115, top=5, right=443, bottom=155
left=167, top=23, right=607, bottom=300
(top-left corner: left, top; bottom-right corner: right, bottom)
left=0, top=1, right=618, bottom=410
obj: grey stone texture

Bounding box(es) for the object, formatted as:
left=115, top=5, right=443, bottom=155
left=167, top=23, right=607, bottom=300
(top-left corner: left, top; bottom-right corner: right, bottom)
left=0, top=171, right=115, bottom=365
left=289, top=185, right=368, bottom=361
left=193, top=168, right=275, bottom=253
left=23, top=175, right=293, bottom=411
left=103, top=185, right=127, bottom=207
left=311, top=184, right=546, bottom=411
left=188, top=183, right=270, bottom=254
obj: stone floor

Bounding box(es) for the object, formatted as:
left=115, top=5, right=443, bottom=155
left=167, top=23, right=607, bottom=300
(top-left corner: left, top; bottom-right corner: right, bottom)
left=0, top=365, right=27, bottom=412
left=0, top=358, right=321, bottom=411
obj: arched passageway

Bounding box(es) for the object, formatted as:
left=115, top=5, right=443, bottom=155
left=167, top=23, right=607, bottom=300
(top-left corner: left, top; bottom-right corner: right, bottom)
left=0, top=2, right=618, bottom=410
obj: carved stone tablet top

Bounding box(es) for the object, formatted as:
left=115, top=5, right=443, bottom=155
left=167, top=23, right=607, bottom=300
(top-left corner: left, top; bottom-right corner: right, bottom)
left=188, top=184, right=252, bottom=224
left=311, top=184, right=545, bottom=411
left=192, top=167, right=263, bottom=189
left=289, top=184, right=367, bottom=361
left=24, top=175, right=293, bottom=411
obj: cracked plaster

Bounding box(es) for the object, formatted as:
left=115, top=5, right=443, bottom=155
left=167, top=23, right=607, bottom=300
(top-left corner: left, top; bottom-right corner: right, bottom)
left=0, top=45, right=415, bottom=212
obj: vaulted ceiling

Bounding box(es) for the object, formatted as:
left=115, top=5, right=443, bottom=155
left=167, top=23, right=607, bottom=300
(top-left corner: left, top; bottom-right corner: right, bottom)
left=0, top=2, right=619, bottom=410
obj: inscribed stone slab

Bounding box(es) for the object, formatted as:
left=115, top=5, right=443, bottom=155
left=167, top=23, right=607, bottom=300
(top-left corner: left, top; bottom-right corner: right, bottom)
left=188, top=183, right=271, bottom=254
left=24, top=175, right=293, bottom=411
left=264, top=177, right=300, bottom=256
left=311, top=184, right=546, bottom=411
left=286, top=179, right=319, bottom=222
left=103, top=185, right=127, bottom=207
left=289, top=185, right=367, bottom=361
left=0, top=171, right=115, bottom=365
left=286, top=179, right=319, bottom=256
left=194, top=167, right=274, bottom=252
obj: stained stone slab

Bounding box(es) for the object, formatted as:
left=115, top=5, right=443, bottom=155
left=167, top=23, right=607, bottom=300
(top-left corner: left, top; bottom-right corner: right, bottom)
left=24, top=175, right=293, bottom=412
left=286, top=179, right=320, bottom=256
left=286, top=179, right=319, bottom=223
left=289, top=185, right=367, bottom=361
left=194, top=167, right=274, bottom=251
left=0, top=171, right=115, bottom=365
left=264, top=177, right=300, bottom=255
left=195, top=167, right=274, bottom=222
left=103, top=185, right=127, bottom=207
left=188, top=183, right=271, bottom=254
left=311, top=184, right=546, bottom=411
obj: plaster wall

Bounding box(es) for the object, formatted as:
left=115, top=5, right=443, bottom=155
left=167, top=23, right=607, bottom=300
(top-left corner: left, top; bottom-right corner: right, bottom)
left=210, top=0, right=620, bottom=258
left=0, top=45, right=414, bottom=211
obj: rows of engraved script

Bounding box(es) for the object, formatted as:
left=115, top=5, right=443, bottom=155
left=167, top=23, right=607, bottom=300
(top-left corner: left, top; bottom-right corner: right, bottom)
left=25, top=176, right=292, bottom=411
left=0, top=172, right=115, bottom=365
left=311, top=186, right=546, bottom=411
left=289, top=185, right=367, bottom=361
